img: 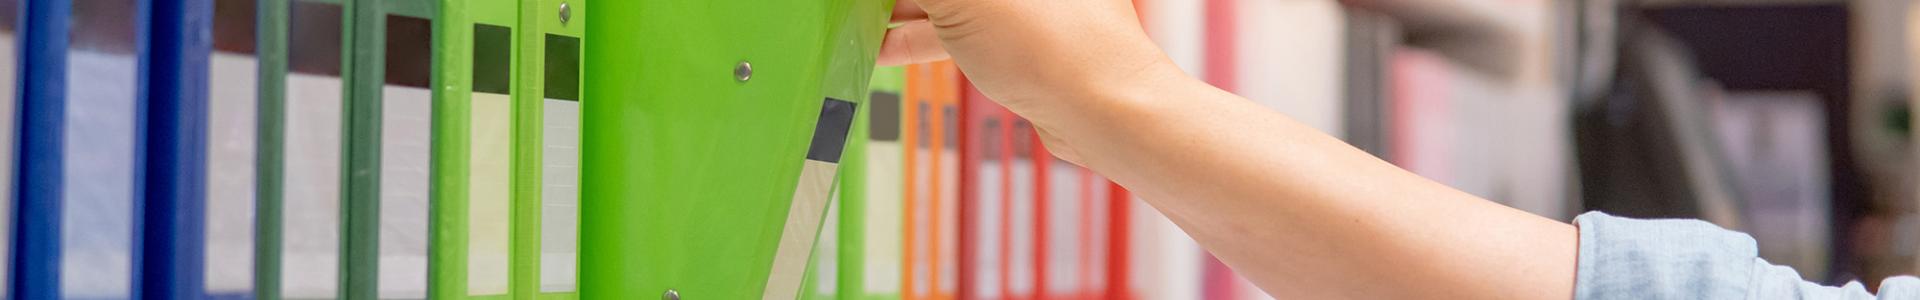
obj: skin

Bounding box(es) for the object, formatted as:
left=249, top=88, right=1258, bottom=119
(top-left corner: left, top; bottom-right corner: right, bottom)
left=876, top=0, right=1580, bottom=299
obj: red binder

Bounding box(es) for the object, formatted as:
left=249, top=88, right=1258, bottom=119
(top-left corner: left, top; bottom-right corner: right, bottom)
left=958, top=70, right=1119, bottom=300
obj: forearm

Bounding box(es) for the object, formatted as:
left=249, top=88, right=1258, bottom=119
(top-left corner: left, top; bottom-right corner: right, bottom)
left=1015, top=62, right=1578, bottom=299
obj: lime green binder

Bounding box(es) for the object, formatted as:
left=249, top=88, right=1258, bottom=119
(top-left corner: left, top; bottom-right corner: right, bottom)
left=578, top=0, right=891, bottom=297
left=845, top=66, right=906, bottom=300
left=527, top=0, right=583, bottom=298
left=427, top=0, right=581, bottom=298
left=807, top=66, right=907, bottom=300
left=427, top=0, right=517, bottom=298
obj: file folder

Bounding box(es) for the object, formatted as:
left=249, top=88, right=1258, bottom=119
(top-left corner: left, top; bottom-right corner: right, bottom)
left=956, top=77, right=1117, bottom=300
left=933, top=62, right=963, bottom=300
left=532, top=0, right=584, bottom=297
left=12, top=0, right=143, bottom=298
left=1006, top=112, right=1040, bottom=300
left=903, top=61, right=962, bottom=300
left=958, top=75, right=1011, bottom=300
left=904, top=63, right=929, bottom=300
left=0, top=0, right=16, bottom=295
left=1038, top=157, right=1110, bottom=299
left=377, top=5, right=435, bottom=299
left=145, top=0, right=216, bottom=298
left=252, top=0, right=288, bottom=298
left=426, top=1, right=516, bottom=298
left=427, top=1, right=583, bottom=298
left=1104, top=181, right=1131, bottom=300
left=578, top=0, right=889, bottom=298
left=270, top=1, right=347, bottom=298
left=956, top=70, right=1053, bottom=300
left=843, top=66, right=906, bottom=300
left=338, top=0, right=395, bottom=297
left=207, top=0, right=262, bottom=298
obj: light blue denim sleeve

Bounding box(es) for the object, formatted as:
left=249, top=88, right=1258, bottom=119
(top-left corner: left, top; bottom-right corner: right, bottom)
left=1574, top=212, right=1920, bottom=300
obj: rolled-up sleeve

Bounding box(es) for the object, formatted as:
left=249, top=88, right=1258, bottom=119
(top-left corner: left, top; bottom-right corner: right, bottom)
left=1573, top=212, right=1920, bottom=300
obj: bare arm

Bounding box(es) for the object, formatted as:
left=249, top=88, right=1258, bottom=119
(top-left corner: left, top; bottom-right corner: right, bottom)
left=881, top=0, right=1579, bottom=298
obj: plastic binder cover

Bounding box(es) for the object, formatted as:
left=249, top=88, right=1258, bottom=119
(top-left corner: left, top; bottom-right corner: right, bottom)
left=579, top=0, right=889, bottom=298
left=64, top=1, right=141, bottom=298
left=849, top=66, right=905, bottom=299
left=281, top=2, right=345, bottom=297
left=208, top=0, right=260, bottom=296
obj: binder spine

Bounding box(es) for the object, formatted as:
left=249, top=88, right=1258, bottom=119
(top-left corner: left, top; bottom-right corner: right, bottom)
left=512, top=0, right=542, bottom=297
left=532, top=0, right=584, bottom=296
left=253, top=0, right=290, bottom=298
left=11, top=0, right=70, bottom=297
left=428, top=0, right=471, bottom=298
left=141, top=0, right=214, bottom=298
left=846, top=66, right=905, bottom=300
left=340, top=0, right=386, bottom=297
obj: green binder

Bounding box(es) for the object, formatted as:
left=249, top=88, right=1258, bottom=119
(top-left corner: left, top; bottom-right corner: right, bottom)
left=528, top=0, right=583, bottom=298
left=428, top=0, right=582, bottom=298
left=375, top=1, right=435, bottom=299
left=845, top=66, right=906, bottom=300
left=265, top=1, right=348, bottom=298
left=578, top=0, right=891, bottom=297
left=210, top=0, right=262, bottom=297
left=259, top=1, right=436, bottom=298
left=427, top=0, right=516, bottom=298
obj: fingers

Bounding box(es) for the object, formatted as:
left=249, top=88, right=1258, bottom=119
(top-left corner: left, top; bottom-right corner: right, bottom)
left=892, top=0, right=928, bottom=23
left=876, top=20, right=950, bottom=66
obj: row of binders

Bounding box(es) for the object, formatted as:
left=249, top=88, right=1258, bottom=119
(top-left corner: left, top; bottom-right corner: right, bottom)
left=2, top=0, right=1290, bottom=299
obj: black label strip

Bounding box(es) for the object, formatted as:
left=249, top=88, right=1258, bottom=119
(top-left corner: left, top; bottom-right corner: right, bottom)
left=807, top=98, right=858, bottom=163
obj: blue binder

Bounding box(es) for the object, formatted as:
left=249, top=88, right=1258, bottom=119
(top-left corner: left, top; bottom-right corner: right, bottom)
left=141, top=0, right=213, bottom=298
left=9, top=0, right=65, bottom=296
left=13, top=0, right=146, bottom=299
left=0, top=0, right=18, bottom=295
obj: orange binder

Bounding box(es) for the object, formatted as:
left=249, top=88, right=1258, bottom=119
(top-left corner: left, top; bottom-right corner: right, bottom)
left=904, top=61, right=962, bottom=300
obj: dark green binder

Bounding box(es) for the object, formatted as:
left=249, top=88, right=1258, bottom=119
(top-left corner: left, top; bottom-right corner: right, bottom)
left=209, top=0, right=262, bottom=297
left=263, top=1, right=347, bottom=298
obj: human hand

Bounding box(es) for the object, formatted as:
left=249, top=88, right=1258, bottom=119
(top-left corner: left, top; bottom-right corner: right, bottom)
left=876, top=0, right=1180, bottom=165
left=875, top=0, right=1174, bottom=112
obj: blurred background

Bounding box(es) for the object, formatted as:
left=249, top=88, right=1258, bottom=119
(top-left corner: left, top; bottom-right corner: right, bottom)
left=1144, top=0, right=1920, bottom=288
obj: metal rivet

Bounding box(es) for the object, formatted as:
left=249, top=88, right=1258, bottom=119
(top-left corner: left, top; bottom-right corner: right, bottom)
left=734, top=61, right=753, bottom=82
left=558, top=2, right=572, bottom=25
left=662, top=289, right=680, bottom=300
